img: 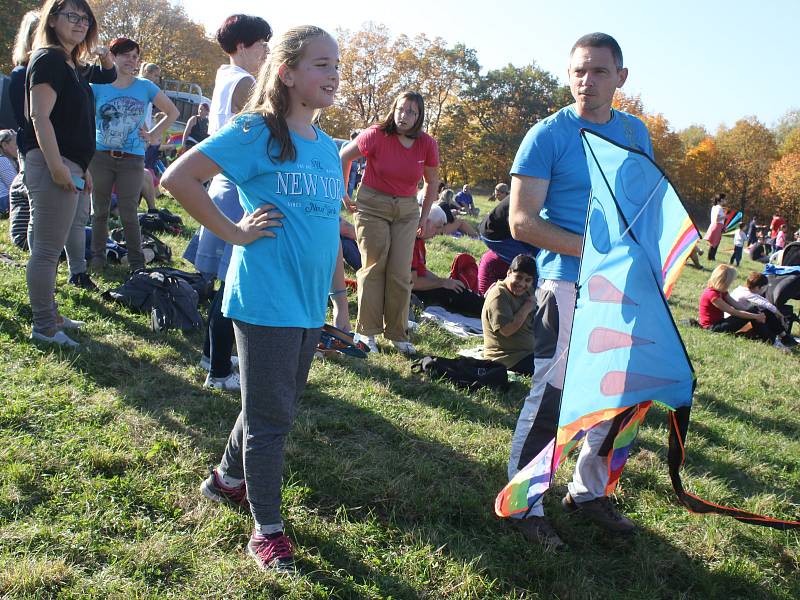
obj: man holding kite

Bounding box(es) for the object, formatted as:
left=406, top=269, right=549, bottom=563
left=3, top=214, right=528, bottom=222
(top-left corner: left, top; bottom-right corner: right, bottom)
left=504, top=32, right=653, bottom=548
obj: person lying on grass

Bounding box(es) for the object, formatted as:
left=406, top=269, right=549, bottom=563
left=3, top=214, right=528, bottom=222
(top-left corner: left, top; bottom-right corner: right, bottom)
left=411, top=205, right=484, bottom=318
left=481, top=254, right=537, bottom=375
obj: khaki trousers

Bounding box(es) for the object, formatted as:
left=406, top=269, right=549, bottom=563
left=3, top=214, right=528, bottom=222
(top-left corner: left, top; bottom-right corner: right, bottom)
left=354, top=186, right=419, bottom=341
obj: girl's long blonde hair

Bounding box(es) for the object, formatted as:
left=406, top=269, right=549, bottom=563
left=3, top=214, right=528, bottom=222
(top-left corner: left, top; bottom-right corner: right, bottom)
left=707, top=264, right=737, bottom=292
left=243, top=25, right=331, bottom=163
left=12, top=10, right=40, bottom=67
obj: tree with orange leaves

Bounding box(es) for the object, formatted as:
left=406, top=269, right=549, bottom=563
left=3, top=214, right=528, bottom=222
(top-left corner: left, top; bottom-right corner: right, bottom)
left=768, top=153, right=800, bottom=225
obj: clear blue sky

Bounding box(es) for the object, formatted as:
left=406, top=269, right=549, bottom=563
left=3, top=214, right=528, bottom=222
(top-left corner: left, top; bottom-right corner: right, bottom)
left=182, top=0, right=798, bottom=132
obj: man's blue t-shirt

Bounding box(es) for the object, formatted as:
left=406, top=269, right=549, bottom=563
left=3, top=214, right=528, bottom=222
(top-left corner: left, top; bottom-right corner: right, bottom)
left=92, top=78, right=160, bottom=155
left=197, top=114, right=343, bottom=328
left=511, top=105, right=653, bottom=282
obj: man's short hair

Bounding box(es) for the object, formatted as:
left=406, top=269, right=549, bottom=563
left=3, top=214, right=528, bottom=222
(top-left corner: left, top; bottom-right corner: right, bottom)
left=509, top=254, right=536, bottom=277
left=571, top=32, right=623, bottom=69
left=745, top=272, right=768, bottom=290
left=216, top=14, right=272, bottom=54
left=110, top=37, right=140, bottom=56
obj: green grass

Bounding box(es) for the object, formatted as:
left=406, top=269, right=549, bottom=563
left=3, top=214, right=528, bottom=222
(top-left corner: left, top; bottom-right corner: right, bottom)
left=0, top=195, right=798, bottom=599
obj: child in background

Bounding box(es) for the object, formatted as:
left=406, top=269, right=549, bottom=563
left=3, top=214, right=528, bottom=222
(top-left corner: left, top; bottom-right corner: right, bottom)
left=730, top=221, right=746, bottom=266
left=698, top=265, right=767, bottom=335
left=775, top=224, right=788, bottom=251
left=730, top=272, right=793, bottom=350
left=481, top=255, right=537, bottom=375
left=162, top=25, right=342, bottom=572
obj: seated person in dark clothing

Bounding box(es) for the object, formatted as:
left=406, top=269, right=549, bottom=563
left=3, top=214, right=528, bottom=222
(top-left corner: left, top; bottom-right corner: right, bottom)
left=340, top=216, right=361, bottom=270
left=481, top=255, right=537, bottom=375
left=479, top=193, right=538, bottom=264
left=747, top=232, right=769, bottom=263
left=411, top=208, right=484, bottom=317
left=455, top=184, right=478, bottom=216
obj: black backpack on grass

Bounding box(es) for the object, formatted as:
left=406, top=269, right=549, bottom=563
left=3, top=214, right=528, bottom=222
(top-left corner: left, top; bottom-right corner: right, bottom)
left=146, top=267, right=215, bottom=303
left=138, top=209, right=184, bottom=235
left=102, top=269, right=202, bottom=332
left=411, top=355, right=508, bottom=391
left=110, top=228, right=172, bottom=263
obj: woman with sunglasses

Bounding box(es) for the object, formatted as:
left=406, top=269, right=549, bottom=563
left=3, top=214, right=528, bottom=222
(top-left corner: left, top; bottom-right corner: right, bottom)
left=21, top=0, right=115, bottom=347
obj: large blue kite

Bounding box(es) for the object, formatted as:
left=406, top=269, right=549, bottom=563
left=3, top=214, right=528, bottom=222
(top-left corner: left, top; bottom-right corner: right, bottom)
left=496, top=129, right=800, bottom=530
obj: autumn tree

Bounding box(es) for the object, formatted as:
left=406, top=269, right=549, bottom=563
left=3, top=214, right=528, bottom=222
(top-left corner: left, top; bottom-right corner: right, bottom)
left=326, top=23, right=399, bottom=137
left=675, top=136, right=727, bottom=220
left=391, top=35, right=479, bottom=137
left=678, top=125, right=708, bottom=151
left=769, top=153, right=800, bottom=225
left=323, top=24, right=479, bottom=141
left=773, top=108, right=800, bottom=147
left=92, top=0, right=225, bottom=94
left=612, top=91, right=683, bottom=177
left=779, top=127, right=800, bottom=157
left=1, top=0, right=40, bottom=74
left=715, top=117, right=778, bottom=214
left=441, top=63, right=567, bottom=185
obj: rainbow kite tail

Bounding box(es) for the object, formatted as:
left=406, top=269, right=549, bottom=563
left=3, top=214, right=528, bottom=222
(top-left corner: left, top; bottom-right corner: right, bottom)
left=495, top=439, right=554, bottom=518
left=605, top=401, right=653, bottom=495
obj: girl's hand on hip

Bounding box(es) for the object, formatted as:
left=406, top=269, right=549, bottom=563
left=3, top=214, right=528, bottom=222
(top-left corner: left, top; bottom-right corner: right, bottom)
left=234, top=204, right=284, bottom=245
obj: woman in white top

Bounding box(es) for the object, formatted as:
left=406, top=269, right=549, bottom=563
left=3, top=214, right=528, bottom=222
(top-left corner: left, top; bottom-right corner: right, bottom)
left=185, top=14, right=272, bottom=391
left=703, top=192, right=727, bottom=262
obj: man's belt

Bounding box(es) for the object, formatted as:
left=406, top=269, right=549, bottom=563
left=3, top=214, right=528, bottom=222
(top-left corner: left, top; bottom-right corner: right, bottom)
left=99, top=150, right=140, bottom=159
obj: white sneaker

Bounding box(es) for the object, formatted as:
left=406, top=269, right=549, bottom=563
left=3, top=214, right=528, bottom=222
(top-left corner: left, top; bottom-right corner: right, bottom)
left=199, top=355, right=240, bottom=372
left=354, top=333, right=379, bottom=353
left=57, top=316, right=85, bottom=330
left=31, top=329, right=79, bottom=348
left=392, top=340, right=417, bottom=356
left=204, top=372, right=241, bottom=391
left=773, top=338, right=791, bottom=353
left=407, top=320, right=419, bottom=332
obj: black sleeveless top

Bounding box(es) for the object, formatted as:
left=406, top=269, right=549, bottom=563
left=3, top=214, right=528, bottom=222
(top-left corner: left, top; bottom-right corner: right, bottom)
left=189, top=116, right=209, bottom=143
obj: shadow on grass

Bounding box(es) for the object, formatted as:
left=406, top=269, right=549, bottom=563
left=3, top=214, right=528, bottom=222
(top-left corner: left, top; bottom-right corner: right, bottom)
left=631, top=404, right=799, bottom=510
left=285, top=386, right=789, bottom=599
left=695, top=391, right=800, bottom=440
left=1, top=281, right=792, bottom=596
left=326, top=353, right=522, bottom=428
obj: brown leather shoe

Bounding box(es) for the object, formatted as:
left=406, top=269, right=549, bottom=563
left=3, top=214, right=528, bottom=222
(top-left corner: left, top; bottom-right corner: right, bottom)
left=509, top=516, right=566, bottom=550
left=562, top=492, right=636, bottom=533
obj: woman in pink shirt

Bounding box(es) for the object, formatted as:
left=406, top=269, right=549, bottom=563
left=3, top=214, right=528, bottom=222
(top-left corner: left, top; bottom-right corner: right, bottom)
left=775, top=224, right=788, bottom=250
left=340, top=91, right=440, bottom=355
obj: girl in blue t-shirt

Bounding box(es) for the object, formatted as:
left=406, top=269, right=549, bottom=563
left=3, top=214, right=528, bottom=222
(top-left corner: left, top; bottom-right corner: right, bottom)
left=161, top=25, right=342, bottom=572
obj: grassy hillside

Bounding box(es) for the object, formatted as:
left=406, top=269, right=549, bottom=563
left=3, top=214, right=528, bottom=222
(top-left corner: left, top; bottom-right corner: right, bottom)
left=0, top=195, right=797, bottom=599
